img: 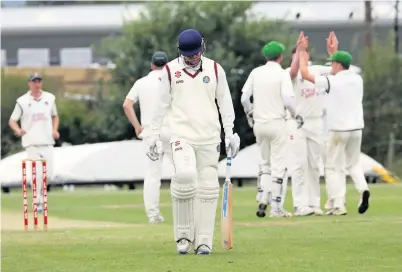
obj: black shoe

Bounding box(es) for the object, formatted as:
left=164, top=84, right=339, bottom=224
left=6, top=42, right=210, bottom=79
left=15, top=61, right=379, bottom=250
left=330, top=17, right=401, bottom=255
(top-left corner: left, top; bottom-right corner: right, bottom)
left=256, top=203, right=267, bottom=218
left=358, top=190, right=370, bottom=214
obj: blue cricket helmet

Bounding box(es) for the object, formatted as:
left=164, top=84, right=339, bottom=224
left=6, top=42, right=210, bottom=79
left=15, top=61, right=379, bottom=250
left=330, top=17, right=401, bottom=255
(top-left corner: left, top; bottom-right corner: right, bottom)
left=177, top=29, right=203, bottom=57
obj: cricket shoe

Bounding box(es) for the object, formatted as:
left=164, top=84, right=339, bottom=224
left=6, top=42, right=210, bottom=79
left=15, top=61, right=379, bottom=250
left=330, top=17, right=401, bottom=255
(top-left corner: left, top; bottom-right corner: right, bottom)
left=176, top=239, right=192, bottom=255
left=195, top=244, right=211, bottom=255
left=326, top=207, right=347, bottom=216
left=310, top=206, right=324, bottom=216
left=294, top=206, right=315, bottom=216
left=256, top=189, right=263, bottom=202
left=256, top=203, right=268, bottom=218
left=269, top=209, right=292, bottom=218
left=358, top=190, right=370, bottom=214
left=148, top=214, right=164, bottom=224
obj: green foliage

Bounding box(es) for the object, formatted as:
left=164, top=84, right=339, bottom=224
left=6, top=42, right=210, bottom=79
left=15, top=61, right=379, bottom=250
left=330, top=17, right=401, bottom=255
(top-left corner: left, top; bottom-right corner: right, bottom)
left=97, top=1, right=296, bottom=148
left=360, top=38, right=402, bottom=165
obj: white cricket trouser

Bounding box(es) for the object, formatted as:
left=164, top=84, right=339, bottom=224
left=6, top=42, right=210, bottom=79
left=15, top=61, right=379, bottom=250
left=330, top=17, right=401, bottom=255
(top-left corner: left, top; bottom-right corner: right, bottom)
left=143, top=126, right=172, bottom=218
left=254, top=120, right=288, bottom=209
left=170, top=139, right=220, bottom=251
left=289, top=118, right=324, bottom=209
left=25, top=145, right=54, bottom=205
left=325, top=130, right=369, bottom=208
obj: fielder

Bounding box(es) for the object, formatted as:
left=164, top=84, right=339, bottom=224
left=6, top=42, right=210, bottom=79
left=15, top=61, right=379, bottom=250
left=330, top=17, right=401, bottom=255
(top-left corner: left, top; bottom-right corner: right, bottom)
left=298, top=32, right=370, bottom=215
left=285, top=37, right=331, bottom=216
left=9, top=73, right=60, bottom=213
left=145, top=29, right=240, bottom=255
left=241, top=41, right=303, bottom=218
left=123, top=51, right=171, bottom=224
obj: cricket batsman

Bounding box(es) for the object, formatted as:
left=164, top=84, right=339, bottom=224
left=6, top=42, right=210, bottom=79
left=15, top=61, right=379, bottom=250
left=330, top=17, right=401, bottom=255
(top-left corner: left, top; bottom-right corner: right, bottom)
left=285, top=34, right=332, bottom=216
left=9, top=73, right=60, bottom=213
left=123, top=51, right=171, bottom=224
left=145, top=29, right=240, bottom=254
left=298, top=32, right=370, bottom=215
left=241, top=41, right=303, bottom=218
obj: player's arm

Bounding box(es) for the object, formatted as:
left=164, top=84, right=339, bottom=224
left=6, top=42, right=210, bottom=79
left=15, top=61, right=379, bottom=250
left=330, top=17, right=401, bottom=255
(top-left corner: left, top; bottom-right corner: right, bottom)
left=123, top=81, right=142, bottom=136
left=51, top=101, right=59, bottom=133
left=216, top=64, right=235, bottom=137
left=9, top=102, right=24, bottom=136
left=299, top=50, right=316, bottom=84
left=289, top=48, right=300, bottom=80
left=150, top=67, right=172, bottom=135
left=281, top=71, right=297, bottom=118
left=240, top=70, right=253, bottom=113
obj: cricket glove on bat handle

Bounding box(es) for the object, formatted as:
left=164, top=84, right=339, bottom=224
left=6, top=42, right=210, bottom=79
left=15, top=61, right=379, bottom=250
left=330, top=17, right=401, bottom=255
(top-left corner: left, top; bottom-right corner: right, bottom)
left=225, top=133, right=240, bottom=158
left=295, top=114, right=304, bottom=129
left=145, top=135, right=163, bottom=161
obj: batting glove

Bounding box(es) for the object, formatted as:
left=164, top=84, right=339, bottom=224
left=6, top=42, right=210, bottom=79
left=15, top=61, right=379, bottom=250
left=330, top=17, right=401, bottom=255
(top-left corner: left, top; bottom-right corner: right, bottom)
left=145, top=135, right=163, bottom=161
left=295, top=115, right=304, bottom=129
left=225, top=133, right=240, bottom=158
left=245, top=108, right=254, bottom=128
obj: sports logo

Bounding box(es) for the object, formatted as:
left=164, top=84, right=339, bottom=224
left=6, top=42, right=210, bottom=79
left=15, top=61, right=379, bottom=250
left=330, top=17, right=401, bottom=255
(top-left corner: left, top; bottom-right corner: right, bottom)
left=175, top=141, right=180, bottom=146
left=44, top=101, right=48, bottom=105
left=175, top=71, right=181, bottom=78
left=290, top=135, right=294, bottom=140
left=203, top=76, right=210, bottom=83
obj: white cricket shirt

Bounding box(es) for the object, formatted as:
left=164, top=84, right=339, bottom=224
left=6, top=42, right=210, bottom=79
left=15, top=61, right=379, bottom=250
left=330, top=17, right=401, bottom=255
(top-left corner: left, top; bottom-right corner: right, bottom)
left=315, top=70, right=364, bottom=131
left=242, top=62, right=294, bottom=123
left=150, top=57, right=235, bottom=145
left=291, top=65, right=331, bottom=118
left=126, top=70, right=169, bottom=134
left=10, top=91, right=57, bottom=148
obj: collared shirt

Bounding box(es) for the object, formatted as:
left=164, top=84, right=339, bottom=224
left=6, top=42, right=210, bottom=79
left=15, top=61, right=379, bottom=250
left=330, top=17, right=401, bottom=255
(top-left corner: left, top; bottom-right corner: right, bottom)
left=10, top=90, right=57, bottom=147
left=126, top=70, right=168, bottom=131
left=241, top=61, right=294, bottom=123
left=315, top=70, right=364, bottom=131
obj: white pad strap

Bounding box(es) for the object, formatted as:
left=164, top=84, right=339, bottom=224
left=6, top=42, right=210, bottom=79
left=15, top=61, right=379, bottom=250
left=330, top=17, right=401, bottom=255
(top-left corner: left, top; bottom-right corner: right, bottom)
left=171, top=182, right=196, bottom=242
left=194, top=184, right=219, bottom=250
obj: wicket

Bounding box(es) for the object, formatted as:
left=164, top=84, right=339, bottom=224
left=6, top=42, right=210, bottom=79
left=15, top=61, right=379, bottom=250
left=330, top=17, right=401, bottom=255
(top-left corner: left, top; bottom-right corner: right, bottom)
left=22, top=159, right=48, bottom=231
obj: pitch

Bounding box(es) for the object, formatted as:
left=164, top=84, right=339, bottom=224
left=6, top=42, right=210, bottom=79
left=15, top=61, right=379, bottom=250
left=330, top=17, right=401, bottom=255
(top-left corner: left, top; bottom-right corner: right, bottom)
left=2, top=184, right=402, bottom=272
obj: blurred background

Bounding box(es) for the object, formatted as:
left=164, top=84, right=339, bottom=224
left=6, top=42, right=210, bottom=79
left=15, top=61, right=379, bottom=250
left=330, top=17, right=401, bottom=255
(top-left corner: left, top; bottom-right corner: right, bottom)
left=1, top=0, right=401, bottom=190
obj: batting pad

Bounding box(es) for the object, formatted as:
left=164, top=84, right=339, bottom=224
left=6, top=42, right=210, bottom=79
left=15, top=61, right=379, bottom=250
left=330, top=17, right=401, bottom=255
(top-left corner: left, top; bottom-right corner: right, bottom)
left=194, top=184, right=220, bottom=250
left=171, top=181, right=196, bottom=242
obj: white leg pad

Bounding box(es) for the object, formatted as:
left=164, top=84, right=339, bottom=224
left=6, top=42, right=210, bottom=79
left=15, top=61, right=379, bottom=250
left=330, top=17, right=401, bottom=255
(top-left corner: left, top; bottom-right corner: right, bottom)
left=194, top=184, right=220, bottom=250
left=171, top=179, right=196, bottom=243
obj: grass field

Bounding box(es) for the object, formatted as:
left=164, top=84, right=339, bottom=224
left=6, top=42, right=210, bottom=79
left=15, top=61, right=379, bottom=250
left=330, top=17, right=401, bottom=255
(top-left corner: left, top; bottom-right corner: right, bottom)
left=2, top=184, right=402, bottom=272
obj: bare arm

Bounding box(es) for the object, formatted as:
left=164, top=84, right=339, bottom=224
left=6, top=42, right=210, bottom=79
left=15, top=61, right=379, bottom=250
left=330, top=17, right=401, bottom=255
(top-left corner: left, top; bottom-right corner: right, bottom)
left=52, top=115, right=59, bottom=132
left=123, top=98, right=141, bottom=130
left=9, top=103, right=24, bottom=136
left=299, top=50, right=316, bottom=83
left=216, top=64, right=235, bottom=136
left=289, top=48, right=300, bottom=80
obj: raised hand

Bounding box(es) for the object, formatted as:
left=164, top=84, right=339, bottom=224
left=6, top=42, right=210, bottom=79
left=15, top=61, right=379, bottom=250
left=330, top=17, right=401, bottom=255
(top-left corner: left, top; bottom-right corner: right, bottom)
left=327, top=31, right=338, bottom=55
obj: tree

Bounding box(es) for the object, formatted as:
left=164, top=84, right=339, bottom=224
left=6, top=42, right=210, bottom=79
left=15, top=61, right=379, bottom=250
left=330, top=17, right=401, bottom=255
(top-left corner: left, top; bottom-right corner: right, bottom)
left=360, top=35, right=402, bottom=170
left=98, top=1, right=296, bottom=150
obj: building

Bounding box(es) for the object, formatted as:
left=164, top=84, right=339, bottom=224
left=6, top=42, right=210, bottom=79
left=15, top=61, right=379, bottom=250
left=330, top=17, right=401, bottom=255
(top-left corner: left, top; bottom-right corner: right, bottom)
left=1, top=2, right=401, bottom=66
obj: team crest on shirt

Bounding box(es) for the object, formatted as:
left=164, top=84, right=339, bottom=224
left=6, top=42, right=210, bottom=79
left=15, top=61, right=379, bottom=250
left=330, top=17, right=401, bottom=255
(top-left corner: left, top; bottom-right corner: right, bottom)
left=44, top=101, right=48, bottom=105
left=203, top=76, right=210, bottom=83
left=175, top=71, right=181, bottom=78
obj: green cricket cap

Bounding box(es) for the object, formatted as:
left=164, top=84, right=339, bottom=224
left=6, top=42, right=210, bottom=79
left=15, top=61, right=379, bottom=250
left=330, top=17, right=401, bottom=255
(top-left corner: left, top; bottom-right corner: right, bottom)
left=327, top=51, right=352, bottom=67
left=151, top=51, right=168, bottom=67
left=262, top=41, right=285, bottom=59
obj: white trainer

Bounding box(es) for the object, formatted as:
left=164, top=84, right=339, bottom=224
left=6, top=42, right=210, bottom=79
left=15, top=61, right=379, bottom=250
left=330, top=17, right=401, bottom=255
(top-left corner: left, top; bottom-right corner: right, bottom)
left=270, top=209, right=292, bottom=218
left=294, top=206, right=315, bottom=216
left=195, top=244, right=211, bottom=255
left=176, top=239, right=192, bottom=254
left=148, top=214, right=164, bottom=224
left=311, top=206, right=324, bottom=216
left=326, top=206, right=347, bottom=216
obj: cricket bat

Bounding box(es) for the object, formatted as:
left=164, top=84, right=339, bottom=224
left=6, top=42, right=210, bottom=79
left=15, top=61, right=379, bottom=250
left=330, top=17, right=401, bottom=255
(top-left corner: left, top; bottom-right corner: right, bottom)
left=221, top=151, right=233, bottom=250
